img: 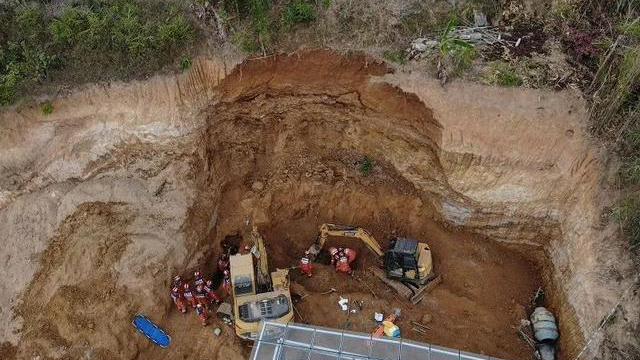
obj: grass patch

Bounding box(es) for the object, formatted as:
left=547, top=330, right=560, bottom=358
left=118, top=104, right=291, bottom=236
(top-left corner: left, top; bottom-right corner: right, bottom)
left=179, top=56, right=192, bottom=71
left=382, top=49, right=407, bottom=64
left=620, top=18, right=640, bottom=39
left=551, top=0, right=573, bottom=20
left=611, top=197, right=640, bottom=249
left=282, top=0, right=315, bottom=27
left=0, top=0, right=195, bottom=106
left=41, top=100, right=53, bottom=115
left=359, top=155, right=373, bottom=176
left=450, top=45, right=476, bottom=73
left=488, top=61, right=523, bottom=87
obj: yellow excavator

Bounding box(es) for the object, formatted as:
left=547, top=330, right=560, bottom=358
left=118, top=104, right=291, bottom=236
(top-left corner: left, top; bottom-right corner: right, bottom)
left=308, top=223, right=440, bottom=304
left=225, top=226, right=294, bottom=340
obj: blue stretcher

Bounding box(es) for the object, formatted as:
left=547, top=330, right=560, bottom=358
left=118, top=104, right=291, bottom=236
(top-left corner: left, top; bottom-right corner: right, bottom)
left=132, top=314, right=171, bottom=347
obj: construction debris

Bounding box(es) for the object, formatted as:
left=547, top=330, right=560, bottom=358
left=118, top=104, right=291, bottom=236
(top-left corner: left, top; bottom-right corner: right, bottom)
left=338, top=297, right=349, bottom=311
left=374, top=312, right=384, bottom=322
left=409, top=27, right=509, bottom=59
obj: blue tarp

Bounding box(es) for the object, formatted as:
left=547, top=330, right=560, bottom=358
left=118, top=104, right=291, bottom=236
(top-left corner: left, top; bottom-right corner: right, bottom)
left=132, top=314, right=171, bottom=347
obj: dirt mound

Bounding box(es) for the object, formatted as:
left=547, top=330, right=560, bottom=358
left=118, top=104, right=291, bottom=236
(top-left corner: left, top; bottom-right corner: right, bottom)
left=0, top=49, right=637, bottom=360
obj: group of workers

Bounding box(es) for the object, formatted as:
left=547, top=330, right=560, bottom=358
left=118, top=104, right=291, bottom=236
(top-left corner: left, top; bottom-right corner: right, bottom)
left=169, top=255, right=232, bottom=326
left=298, top=246, right=357, bottom=277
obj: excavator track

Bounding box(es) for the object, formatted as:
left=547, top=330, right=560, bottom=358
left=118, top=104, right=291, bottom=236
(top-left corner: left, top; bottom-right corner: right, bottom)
left=370, top=267, right=441, bottom=304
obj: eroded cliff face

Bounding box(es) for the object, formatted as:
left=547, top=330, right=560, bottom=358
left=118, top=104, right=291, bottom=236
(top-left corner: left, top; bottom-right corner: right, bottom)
left=0, top=50, right=636, bottom=360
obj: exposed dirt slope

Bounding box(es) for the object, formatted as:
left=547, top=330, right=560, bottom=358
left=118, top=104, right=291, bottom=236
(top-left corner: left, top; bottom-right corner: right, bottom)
left=0, top=49, right=636, bottom=360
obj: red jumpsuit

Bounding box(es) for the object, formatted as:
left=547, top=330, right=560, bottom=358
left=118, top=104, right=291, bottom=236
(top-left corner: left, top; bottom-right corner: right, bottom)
left=204, top=281, right=219, bottom=303
left=299, top=256, right=313, bottom=277
left=217, top=258, right=229, bottom=273
left=194, top=274, right=205, bottom=287
left=170, top=287, right=187, bottom=313
left=335, top=248, right=357, bottom=274
left=195, top=285, right=208, bottom=306
left=183, top=287, right=197, bottom=308
left=195, top=304, right=208, bottom=326
left=222, top=273, right=231, bottom=294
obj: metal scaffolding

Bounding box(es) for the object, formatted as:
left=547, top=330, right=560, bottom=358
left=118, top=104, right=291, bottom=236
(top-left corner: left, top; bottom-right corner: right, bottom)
left=250, top=321, right=510, bottom=360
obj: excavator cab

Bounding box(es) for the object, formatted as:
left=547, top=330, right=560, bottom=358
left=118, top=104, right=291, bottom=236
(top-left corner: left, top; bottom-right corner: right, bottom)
left=384, top=237, right=433, bottom=286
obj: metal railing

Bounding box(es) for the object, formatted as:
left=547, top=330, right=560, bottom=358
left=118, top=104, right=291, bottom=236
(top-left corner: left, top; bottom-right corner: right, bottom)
left=250, top=321, right=510, bottom=360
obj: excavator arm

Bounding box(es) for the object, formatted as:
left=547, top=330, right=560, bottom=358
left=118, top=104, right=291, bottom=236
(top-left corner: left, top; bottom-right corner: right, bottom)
left=315, top=223, right=385, bottom=257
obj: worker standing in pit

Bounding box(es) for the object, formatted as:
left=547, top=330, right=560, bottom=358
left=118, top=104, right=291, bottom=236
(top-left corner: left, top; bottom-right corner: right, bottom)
left=183, top=284, right=197, bottom=308
left=328, top=247, right=341, bottom=266
left=171, top=275, right=184, bottom=291
left=193, top=271, right=204, bottom=287
left=217, top=255, right=229, bottom=273
left=170, top=286, right=187, bottom=314
left=195, top=284, right=208, bottom=306
left=195, top=304, right=209, bottom=326
left=204, top=280, right=220, bottom=304
left=298, top=251, right=313, bottom=277
left=222, top=270, right=231, bottom=294
left=335, top=248, right=357, bottom=275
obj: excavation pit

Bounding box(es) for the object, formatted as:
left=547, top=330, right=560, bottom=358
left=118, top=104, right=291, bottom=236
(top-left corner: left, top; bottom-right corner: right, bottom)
left=1, top=50, right=629, bottom=360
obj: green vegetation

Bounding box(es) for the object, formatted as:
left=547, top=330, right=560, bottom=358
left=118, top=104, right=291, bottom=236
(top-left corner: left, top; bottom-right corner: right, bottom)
left=551, top=0, right=573, bottom=20
left=179, top=57, right=193, bottom=71
left=620, top=18, right=640, bottom=39
left=611, top=197, right=640, bottom=249
left=41, top=100, right=53, bottom=115
left=359, top=155, right=373, bottom=176
left=382, top=49, right=407, bottom=64
left=282, top=0, right=315, bottom=27
left=0, top=1, right=195, bottom=106
left=579, top=2, right=640, bottom=256
left=435, top=16, right=476, bottom=76
left=488, top=61, right=523, bottom=86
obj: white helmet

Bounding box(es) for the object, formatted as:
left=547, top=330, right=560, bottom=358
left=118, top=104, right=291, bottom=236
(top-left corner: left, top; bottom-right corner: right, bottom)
left=329, top=247, right=338, bottom=255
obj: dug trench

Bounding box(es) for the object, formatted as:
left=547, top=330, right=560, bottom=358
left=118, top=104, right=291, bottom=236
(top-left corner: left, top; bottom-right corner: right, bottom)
left=1, top=50, right=637, bottom=360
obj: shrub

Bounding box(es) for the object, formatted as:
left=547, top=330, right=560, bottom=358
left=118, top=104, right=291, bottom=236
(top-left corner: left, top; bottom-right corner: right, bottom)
left=179, top=56, right=192, bottom=71
left=0, top=1, right=196, bottom=105
left=359, top=156, right=373, bottom=176
left=41, top=100, right=53, bottom=115
left=382, top=49, right=407, bottom=64
left=489, top=61, right=523, bottom=87
left=282, top=0, right=315, bottom=27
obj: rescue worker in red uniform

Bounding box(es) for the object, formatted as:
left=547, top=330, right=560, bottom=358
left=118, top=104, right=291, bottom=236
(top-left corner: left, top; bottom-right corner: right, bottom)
left=170, top=286, right=187, bottom=314
left=204, top=280, right=220, bottom=304
left=222, top=270, right=231, bottom=294
left=195, top=284, right=208, bottom=306
left=171, top=275, right=184, bottom=291
left=298, top=251, right=313, bottom=277
left=195, top=303, right=209, bottom=326
left=217, top=255, right=229, bottom=273
left=333, top=247, right=357, bottom=275
left=193, top=271, right=204, bottom=287
left=183, top=283, right=197, bottom=308
left=329, top=247, right=345, bottom=266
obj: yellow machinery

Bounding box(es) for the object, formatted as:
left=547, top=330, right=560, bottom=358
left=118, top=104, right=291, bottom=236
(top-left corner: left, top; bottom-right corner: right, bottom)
left=228, top=227, right=293, bottom=340
left=310, top=223, right=437, bottom=303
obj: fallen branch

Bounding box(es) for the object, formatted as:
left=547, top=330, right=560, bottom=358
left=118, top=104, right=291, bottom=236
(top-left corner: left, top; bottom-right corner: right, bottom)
left=319, top=288, right=337, bottom=295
